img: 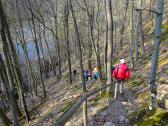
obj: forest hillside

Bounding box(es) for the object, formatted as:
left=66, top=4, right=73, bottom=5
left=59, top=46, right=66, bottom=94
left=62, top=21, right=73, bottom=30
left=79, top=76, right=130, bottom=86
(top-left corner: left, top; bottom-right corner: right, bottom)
left=0, top=0, right=168, bottom=126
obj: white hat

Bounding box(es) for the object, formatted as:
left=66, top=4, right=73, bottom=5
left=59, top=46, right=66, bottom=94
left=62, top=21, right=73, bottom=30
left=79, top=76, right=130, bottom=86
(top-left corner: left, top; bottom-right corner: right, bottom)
left=120, top=59, right=125, bottom=64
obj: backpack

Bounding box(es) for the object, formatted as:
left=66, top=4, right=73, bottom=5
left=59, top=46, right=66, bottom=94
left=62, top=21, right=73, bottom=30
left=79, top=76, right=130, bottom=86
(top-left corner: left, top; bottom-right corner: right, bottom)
left=113, top=64, right=130, bottom=80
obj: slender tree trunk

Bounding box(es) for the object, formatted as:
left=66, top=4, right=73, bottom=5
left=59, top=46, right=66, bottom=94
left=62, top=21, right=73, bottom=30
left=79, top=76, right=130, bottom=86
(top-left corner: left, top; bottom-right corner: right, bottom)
left=0, top=57, right=12, bottom=126
left=83, top=0, right=102, bottom=81
left=26, top=0, right=46, bottom=97
left=43, top=28, right=56, bottom=76
left=129, top=0, right=134, bottom=66
left=106, top=0, right=113, bottom=94
left=12, top=23, right=38, bottom=95
left=69, top=0, right=87, bottom=125
left=38, top=24, right=49, bottom=79
left=0, top=1, right=19, bottom=125
left=37, top=10, right=56, bottom=76
left=44, top=0, right=61, bottom=77
left=95, top=0, right=103, bottom=82
left=0, top=54, right=10, bottom=101
left=88, top=31, right=92, bottom=70
left=139, top=0, right=145, bottom=55
left=1, top=0, right=30, bottom=122
left=119, top=0, right=129, bottom=50
left=104, top=0, right=108, bottom=76
left=54, top=1, right=62, bottom=79
left=149, top=0, right=164, bottom=110
left=113, top=22, right=117, bottom=61
left=149, top=0, right=155, bottom=28
left=64, top=0, right=72, bottom=83
left=20, top=0, right=40, bottom=95
left=134, top=9, right=141, bottom=62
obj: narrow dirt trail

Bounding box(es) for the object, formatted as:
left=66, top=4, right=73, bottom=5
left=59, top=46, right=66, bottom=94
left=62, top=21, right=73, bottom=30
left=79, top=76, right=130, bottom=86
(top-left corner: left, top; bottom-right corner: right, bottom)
left=88, top=86, right=137, bottom=126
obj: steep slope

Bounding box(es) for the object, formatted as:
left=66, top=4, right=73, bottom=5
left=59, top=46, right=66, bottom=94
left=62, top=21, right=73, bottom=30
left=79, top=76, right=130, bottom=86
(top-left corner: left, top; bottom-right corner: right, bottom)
left=26, top=2, right=168, bottom=126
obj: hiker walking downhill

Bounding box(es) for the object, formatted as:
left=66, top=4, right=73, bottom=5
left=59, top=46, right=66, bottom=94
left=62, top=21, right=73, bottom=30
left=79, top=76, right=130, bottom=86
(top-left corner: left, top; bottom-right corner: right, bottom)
left=112, top=59, right=130, bottom=99
left=84, top=70, right=89, bottom=81
left=88, top=69, right=92, bottom=80
left=93, top=66, right=99, bottom=80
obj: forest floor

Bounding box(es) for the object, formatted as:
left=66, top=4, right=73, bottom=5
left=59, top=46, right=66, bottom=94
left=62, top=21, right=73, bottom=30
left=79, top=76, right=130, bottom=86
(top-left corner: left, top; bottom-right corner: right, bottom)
left=28, top=76, right=138, bottom=126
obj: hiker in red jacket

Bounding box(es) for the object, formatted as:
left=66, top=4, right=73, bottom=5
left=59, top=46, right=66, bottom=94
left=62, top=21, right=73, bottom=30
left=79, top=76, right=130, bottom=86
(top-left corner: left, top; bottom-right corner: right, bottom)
left=112, top=59, right=130, bottom=99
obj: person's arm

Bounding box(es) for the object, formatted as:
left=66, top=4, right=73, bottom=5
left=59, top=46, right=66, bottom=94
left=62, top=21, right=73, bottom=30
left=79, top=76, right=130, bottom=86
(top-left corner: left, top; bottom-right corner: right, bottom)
left=126, top=65, right=130, bottom=80
left=112, top=66, right=118, bottom=78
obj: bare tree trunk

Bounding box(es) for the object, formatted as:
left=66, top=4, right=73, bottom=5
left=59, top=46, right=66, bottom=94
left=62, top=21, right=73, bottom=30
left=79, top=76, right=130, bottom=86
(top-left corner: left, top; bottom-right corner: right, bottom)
left=26, top=0, right=46, bottom=97
left=113, top=22, right=117, bottom=61
left=134, top=9, right=141, bottom=62
left=54, top=1, right=62, bottom=79
left=95, top=0, right=103, bottom=82
left=1, top=0, right=30, bottom=122
left=0, top=1, right=19, bottom=124
left=119, top=0, right=129, bottom=50
left=139, top=0, right=145, bottom=55
left=83, top=0, right=102, bottom=81
left=0, top=58, right=12, bottom=126
left=12, top=13, right=38, bottom=95
left=44, top=0, right=61, bottom=78
left=69, top=0, right=87, bottom=125
left=149, top=0, right=164, bottom=110
left=139, top=13, right=145, bottom=56
left=0, top=54, right=10, bottom=101
left=15, top=30, right=38, bottom=95
left=88, top=30, right=93, bottom=70
left=64, top=0, right=72, bottom=83
left=104, top=0, right=108, bottom=76
left=106, top=0, right=113, bottom=94
left=38, top=24, right=49, bottom=79
left=43, top=28, right=56, bottom=76
left=129, top=0, right=134, bottom=66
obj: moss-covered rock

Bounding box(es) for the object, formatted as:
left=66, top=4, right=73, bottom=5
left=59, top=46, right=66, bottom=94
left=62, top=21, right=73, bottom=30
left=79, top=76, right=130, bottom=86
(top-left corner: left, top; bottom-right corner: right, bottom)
left=130, top=108, right=168, bottom=126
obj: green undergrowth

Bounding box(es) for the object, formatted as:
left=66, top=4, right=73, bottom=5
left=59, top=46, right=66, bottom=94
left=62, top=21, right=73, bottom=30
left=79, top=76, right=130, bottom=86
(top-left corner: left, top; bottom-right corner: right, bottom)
left=158, top=77, right=168, bottom=84
left=158, top=57, right=168, bottom=68
left=130, top=108, right=168, bottom=126
left=92, top=91, right=112, bottom=104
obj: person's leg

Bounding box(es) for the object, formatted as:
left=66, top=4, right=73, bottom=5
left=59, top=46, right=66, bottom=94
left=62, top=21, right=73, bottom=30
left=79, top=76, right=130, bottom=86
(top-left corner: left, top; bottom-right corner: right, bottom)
left=94, top=72, right=98, bottom=80
left=93, top=73, right=96, bottom=80
left=114, top=82, right=118, bottom=99
left=120, top=80, right=124, bottom=95
left=114, top=80, right=120, bottom=99
left=119, top=80, right=122, bottom=94
left=122, top=80, right=124, bottom=94
left=86, top=76, right=88, bottom=81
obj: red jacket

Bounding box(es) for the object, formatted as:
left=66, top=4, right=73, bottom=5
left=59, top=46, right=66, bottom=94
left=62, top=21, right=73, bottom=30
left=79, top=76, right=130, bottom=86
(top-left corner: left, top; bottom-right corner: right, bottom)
left=112, top=63, right=130, bottom=80
left=88, top=70, right=92, bottom=77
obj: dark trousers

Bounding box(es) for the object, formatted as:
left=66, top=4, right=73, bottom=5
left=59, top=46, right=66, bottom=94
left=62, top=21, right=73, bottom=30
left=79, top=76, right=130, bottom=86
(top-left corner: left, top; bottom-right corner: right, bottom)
left=114, top=80, right=124, bottom=99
